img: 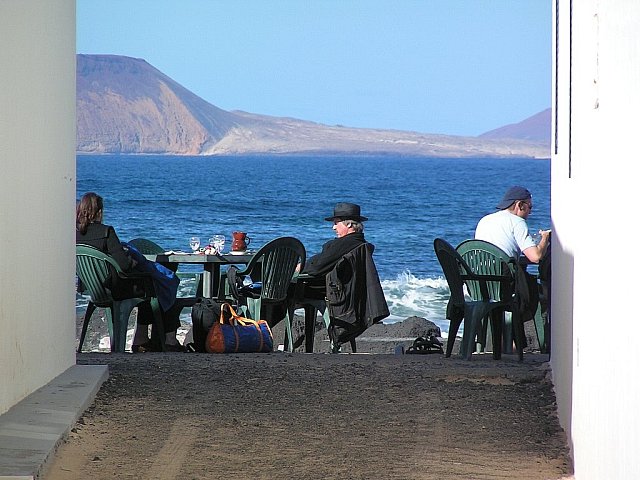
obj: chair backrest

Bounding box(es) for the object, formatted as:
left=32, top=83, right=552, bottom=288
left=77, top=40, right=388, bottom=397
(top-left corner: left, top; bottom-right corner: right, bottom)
left=433, top=238, right=469, bottom=309
left=455, top=239, right=514, bottom=303
left=243, top=236, right=306, bottom=303
left=76, top=244, right=124, bottom=306
left=128, top=238, right=164, bottom=254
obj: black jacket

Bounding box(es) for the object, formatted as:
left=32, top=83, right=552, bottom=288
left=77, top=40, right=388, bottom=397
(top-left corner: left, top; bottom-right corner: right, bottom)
left=303, top=232, right=366, bottom=276
left=76, top=222, right=136, bottom=272
left=325, top=243, right=389, bottom=343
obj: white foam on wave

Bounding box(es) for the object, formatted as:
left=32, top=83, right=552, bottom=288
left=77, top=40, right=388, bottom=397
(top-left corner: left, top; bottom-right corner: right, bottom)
left=177, top=275, right=198, bottom=297
left=381, top=270, right=451, bottom=334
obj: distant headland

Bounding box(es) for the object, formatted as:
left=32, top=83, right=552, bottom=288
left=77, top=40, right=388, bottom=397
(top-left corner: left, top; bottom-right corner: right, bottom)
left=77, top=54, right=550, bottom=158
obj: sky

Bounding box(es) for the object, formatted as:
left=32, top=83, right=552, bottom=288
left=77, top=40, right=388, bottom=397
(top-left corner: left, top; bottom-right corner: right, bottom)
left=76, top=0, right=551, bottom=137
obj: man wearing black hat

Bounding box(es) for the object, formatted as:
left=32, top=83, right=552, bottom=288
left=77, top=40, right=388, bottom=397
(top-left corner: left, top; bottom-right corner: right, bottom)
left=300, top=202, right=389, bottom=350
left=475, top=185, right=550, bottom=263
left=302, top=202, right=368, bottom=277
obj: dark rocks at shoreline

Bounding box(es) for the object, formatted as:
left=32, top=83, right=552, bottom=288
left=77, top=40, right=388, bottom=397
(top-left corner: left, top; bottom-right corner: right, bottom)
left=271, top=314, right=451, bottom=354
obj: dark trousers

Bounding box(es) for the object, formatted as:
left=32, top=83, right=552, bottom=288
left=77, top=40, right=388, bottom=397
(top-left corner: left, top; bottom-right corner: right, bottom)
left=539, top=279, right=550, bottom=352
left=136, top=301, right=181, bottom=333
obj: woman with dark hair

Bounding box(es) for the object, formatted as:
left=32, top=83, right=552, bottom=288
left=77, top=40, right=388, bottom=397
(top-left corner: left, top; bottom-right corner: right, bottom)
left=76, top=192, right=183, bottom=352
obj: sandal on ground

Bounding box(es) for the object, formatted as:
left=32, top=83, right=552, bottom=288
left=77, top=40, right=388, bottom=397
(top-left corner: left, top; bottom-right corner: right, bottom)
left=406, top=336, right=444, bottom=355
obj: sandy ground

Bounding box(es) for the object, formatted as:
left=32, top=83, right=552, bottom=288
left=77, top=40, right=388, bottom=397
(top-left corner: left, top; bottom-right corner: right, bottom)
left=45, top=317, right=573, bottom=480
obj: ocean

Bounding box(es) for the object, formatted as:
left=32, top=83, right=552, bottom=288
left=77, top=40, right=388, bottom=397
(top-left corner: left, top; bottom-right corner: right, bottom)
left=76, top=154, right=550, bottom=338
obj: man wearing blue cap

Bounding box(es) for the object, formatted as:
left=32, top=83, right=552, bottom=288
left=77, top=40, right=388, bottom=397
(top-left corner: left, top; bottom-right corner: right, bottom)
left=475, top=185, right=550, bottom=263
left=475, top=186, right=552, bottom=351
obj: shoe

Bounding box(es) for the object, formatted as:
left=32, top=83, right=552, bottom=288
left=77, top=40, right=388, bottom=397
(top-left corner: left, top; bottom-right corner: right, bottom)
left=406, top=336, right=444, bottom=355
left=164, top=343, right=186, bottom=352
left=131, top=340, right=155, bottom=353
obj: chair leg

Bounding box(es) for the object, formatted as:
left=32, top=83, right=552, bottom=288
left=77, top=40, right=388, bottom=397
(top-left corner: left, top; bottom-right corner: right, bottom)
left=543, top=306, right=551, bottom=357
left=534, top=280, right=549, bottom=353
left=502, top=312, right=514, bottom=354
left=489, top=310, right=503, bottom=360
left=111, top=299, right=141, bottom=353
left=445, top=317, right=463, bottom=357
left=461, top=303, right=492, bottom=360
left=476, top=315, right=489, bottom=353
left=304, top=305, right=317, bottom=353
left=349, top=339, right=357, bottom=353
left=148, top=298, right=166, bottom=352
left=77, top=302, right=97, bottom=353
left=322, top=308, right=336, bottom=353
left=511, top=312, right=526, bottom=362
left=532, top=305, right=546, bottom=353
left=109, top=304, right=126, bottom=353
left=460, top=314, right=478, bottom=360
left=195, top=273, right=204, bottom=297
left=283, top=311, right=293, bottom=352
left=246, top=297, right=262, bottom=320
left=104, top=308, right=114, bottom=348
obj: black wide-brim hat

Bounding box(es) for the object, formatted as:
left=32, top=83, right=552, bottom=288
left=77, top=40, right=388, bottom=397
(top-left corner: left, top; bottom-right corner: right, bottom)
left=324, top=202, right=368, bottom=222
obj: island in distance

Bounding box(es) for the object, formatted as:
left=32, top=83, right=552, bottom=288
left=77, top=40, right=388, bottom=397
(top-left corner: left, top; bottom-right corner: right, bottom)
left=77, top=54, right=550, bottom=158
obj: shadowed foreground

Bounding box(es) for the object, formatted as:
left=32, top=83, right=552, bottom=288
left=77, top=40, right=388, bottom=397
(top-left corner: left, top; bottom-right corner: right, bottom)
left=44, top=352, right=572, bottom=480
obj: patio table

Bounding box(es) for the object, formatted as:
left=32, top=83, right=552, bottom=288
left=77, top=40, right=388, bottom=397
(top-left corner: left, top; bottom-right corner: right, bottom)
left=144, top=252, right=254, bottom=299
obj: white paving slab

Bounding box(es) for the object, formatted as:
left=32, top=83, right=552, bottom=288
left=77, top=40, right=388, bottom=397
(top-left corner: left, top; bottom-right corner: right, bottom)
left=0, top=365, right=108, bottom=479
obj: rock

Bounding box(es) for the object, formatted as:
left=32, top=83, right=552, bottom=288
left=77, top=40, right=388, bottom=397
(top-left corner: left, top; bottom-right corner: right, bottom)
left=270, top=314, right=445, bottom=355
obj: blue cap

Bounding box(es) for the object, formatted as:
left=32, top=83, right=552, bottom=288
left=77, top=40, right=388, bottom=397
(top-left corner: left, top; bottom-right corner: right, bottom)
left=496, top=186, right=531, bottom=209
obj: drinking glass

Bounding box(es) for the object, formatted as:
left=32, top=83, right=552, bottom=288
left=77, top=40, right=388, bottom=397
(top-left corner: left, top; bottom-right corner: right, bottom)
left=189, top=236, right=200, bottom=253
left=211, top=234, right=225, bottom=254
left=207, top=236, right=218, bottom=253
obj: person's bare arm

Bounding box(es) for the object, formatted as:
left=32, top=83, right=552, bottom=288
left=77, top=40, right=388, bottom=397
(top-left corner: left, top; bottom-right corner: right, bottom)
left=523, top=229, right=551, bottom=263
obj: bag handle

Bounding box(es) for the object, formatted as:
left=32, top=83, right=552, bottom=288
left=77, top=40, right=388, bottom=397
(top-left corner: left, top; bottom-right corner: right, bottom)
left=219, top=302, right=262, bottom=328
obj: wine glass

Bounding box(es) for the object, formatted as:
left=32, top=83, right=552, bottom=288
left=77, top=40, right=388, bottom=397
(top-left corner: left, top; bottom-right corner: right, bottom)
left=189, top=236, right=200, bottom=253
left=211, top=234, right=225, bottom=254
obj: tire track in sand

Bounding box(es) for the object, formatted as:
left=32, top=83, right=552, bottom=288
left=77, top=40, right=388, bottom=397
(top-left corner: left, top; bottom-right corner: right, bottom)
left=143, top=419, right=199, bottom=480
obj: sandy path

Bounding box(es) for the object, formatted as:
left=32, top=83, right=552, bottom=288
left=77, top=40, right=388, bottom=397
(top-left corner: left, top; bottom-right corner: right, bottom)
left=44, top=352, right=572, bottom=480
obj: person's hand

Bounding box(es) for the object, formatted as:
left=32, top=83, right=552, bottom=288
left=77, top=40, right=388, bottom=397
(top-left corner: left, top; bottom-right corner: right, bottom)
left=538, top=229, right=552, bottom=251
left=295, top=262, right=301, bottom=273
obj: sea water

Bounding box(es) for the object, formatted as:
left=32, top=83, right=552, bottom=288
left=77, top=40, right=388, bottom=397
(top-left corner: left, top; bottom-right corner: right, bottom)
left=77, top=154, right=550, bottom=337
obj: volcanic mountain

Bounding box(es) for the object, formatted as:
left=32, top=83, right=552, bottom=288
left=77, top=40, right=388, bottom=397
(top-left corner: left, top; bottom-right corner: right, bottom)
left=77, top=54, right=549, bottom=158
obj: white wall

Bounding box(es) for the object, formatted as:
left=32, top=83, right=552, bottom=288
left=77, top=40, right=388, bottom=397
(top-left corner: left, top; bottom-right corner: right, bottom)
left=0, top=0, right=76, bottom=414
left=552, top=1, right=640, bottom=478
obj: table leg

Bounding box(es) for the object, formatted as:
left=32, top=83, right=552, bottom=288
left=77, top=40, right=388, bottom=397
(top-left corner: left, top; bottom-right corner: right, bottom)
left=202, top=269, right=211, bottom=298
left=203, top=264, right=222, bottom=298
